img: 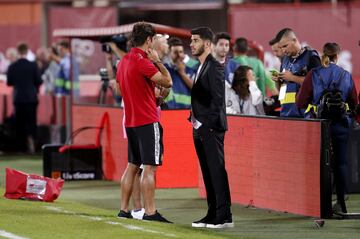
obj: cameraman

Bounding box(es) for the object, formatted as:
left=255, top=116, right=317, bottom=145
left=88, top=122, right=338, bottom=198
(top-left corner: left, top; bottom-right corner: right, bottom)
left=101, top=37, right=129, bottom=104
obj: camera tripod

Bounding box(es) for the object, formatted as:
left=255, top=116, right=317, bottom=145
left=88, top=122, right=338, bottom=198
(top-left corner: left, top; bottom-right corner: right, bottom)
left=98, top=68, right=110, bottom=105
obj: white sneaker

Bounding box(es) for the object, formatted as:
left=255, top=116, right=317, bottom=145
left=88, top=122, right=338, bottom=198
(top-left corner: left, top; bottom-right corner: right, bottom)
left=131, top=208, right=145, bottom=220
left=206, top=221, right=234, bottom=229
left=205, top=217, right=234, bottom=229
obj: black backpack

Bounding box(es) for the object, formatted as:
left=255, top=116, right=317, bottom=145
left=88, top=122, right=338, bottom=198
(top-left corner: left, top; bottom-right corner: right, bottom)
left=316, top=70, right=347, bottom=121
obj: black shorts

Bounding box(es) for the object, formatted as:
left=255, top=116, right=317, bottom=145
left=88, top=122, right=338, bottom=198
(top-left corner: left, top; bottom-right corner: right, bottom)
left=126, top=122, right=164, bottom=166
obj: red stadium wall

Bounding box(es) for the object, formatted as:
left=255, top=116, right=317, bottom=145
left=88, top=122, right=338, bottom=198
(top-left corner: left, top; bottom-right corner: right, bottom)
left=228, top=2, right=360, bottom=78
left=199, top=116, right=323, bottom=218
left=156, top=110, right=198, bottom=188
left=0, top=3, right=41, bottom=53
left=48, top=6, right=117, bottom=43
left=71, top=105, right=198, bottom=188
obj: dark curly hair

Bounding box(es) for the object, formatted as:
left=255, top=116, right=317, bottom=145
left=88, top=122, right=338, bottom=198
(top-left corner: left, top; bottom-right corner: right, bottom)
left=190, top=27, right=214, bottom=42
left=213, top=32, right=231, bottom=45
left=232, top=65, right=253, bottom=100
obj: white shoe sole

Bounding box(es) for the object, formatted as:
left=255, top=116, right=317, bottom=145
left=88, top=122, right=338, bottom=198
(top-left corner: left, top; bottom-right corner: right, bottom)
left=191, top=222, right=207, bottom=228
left=206, top=222, right=234, bottom=229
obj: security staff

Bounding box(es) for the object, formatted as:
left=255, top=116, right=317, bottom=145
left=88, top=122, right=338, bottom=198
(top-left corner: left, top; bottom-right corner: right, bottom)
left=274, top=28, right=321, bottom=117
left=297, top=42, right=358, bottom=214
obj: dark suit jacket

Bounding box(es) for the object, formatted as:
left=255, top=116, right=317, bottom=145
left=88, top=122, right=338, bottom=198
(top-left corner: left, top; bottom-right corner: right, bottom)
left=190, top=53, right=228, bottom=132
left=6, top=58, right=42, bottom=104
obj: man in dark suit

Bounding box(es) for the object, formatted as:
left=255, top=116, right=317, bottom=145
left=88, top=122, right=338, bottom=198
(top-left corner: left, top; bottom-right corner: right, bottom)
left=189, top=27, right=233, bottom=229
left=7, top=42, right=42, bottom=153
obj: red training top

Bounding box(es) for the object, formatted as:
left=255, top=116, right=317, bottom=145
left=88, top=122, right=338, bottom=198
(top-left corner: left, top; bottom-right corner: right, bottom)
left=116, top=47, right=159, bottom=127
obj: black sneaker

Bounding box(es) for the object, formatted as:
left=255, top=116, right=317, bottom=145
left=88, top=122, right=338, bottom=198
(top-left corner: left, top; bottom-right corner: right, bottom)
left=143, top=211, right=172, bottom=223
left=117, top=210, right=133, bottom=219
left=206, top=216, right=234, bottom=229
left=192, top=214, right=214, bottom=228
left=333, top=201, right=347, bottom=214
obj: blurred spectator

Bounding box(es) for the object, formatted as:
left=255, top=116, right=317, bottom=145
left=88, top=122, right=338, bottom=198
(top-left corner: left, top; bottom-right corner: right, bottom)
left=36, top=47, right=50, bottom=75
left=226, top=37, right=278, bottom=97
left=26, top=48, right=36, bottom=62
left=212, top=32, right=231, bottom=66
left=104, top=41, right=128, bottom=105
left=274, top=28, right=321, bottom=117
left=269, top=37, right=285, bottom=62
left=212, top=32, right=232, bottom=84
left=153, top=34, right=169, bottom=61
left=163, top=37, right=196, bottom=109
left=6, top=42, right=42, bottom=153
left=153, top=34, right=170, bottom=108
left=42, top=45, right=60, bottom=94
left=6, top=47, right=18, bottom=64
left=212, top=32, right=240, bottom=115
left=106, top=42, right=127, bottom=79
left=0, top=52, right=9, bottom=73
left=55, top=40, right=79, bottom=96
left=226, top=65, right=264, bottom=115
left=0, top=47, right=18, bottom=73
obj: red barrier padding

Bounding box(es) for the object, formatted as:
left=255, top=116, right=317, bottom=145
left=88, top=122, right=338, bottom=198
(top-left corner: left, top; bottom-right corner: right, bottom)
left=156, top=110, right=198, bottom=188
left=199, top=116, right=322, bottom=218
left=72, top=105, right=198, bottom=187
left=4, top=168, right=64, bottom=202
left=96, top=112, right=109, bottom=146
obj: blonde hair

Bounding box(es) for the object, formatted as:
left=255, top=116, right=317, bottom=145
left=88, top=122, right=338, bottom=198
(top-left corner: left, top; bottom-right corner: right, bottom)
left=321, top=42, right=340, bottom=67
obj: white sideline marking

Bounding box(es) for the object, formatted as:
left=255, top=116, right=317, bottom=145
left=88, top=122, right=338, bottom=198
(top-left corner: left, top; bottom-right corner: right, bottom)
left=43, top=206, right=62, bottom=212
left=79, top=215, right=103, bottom=221
left=0, top=230, right=29, bottom=239
left=44, top=206, right=177, bottom=238
left=105, top=221, right=177, bottom=238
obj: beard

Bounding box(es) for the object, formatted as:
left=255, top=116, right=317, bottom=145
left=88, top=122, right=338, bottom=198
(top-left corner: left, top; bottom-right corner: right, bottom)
left=193, top=44, right=205, bottom=57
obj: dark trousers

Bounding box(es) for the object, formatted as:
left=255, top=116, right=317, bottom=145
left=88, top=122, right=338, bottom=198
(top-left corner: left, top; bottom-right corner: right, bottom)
left=193, top=125, right=231, bottom=219
left=330, top=121, right=350, bottom=213
left=14, top=103, right=37, bottom=151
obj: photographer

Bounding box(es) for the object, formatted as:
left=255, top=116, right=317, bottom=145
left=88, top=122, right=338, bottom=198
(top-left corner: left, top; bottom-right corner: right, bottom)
left=100, top=36, right=129, bottom=105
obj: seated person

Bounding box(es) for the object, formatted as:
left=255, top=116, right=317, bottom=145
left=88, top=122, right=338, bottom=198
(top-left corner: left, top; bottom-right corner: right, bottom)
left=226, top=65, right=265, bottom=115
